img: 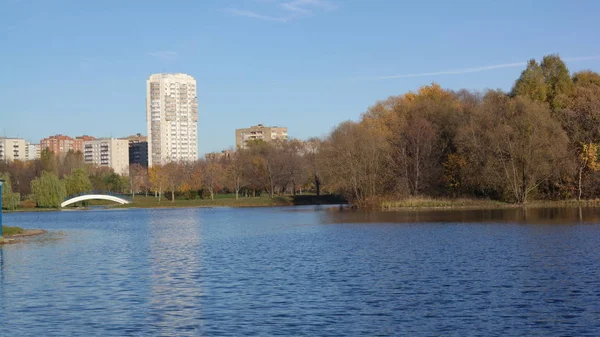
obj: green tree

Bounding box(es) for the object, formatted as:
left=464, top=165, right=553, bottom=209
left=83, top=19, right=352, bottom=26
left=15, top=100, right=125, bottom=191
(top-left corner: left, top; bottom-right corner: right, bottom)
left=30, top=171, right=66, bottom=208
left=105, top=173, right=126, bottom=193
left=38, top=148, right=59, bottom=175
left=512, top=59, right=547, bottom=102
left=64, top=168, right=93, bottom=195
left=1, top=173, right=21, bottom=210
left=541, top=54, right=574, bottom=110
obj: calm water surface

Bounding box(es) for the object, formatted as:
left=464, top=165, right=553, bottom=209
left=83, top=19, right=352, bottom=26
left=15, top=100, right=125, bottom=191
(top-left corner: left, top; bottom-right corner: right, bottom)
left=1, top=206, right=600, bottom=336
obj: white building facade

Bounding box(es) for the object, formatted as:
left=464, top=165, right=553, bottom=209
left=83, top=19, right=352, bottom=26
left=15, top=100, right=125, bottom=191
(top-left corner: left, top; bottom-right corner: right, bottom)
left=146, top=73, right=198, bottom=166
left=26, top=143, right=40, bottom=161
left=83, top=138, right=130, bottom=175
left=0, top=138, right=27, bottom=161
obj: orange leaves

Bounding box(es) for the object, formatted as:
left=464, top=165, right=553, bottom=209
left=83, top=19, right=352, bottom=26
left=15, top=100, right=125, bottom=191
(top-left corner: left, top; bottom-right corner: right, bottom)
left=148, top=165, right=167, bottom=191
left=443, top=153, right=467, bottom=189
left=580, top=143, right=600, bottom=171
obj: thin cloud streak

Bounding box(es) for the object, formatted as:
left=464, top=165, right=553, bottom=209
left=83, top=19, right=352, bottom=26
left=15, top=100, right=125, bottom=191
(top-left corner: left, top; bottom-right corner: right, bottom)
left=364, top=55, right=600, bottom=80
left=225, top=8, right=288, bottom=22
left=280, top=0, right=336, bottom=14
left=225, top=0, right=336, bottom=23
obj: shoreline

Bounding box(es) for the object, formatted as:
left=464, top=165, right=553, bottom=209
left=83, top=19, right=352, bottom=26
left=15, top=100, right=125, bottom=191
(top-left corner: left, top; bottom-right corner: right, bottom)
left=1, top=229, right=47, bottom=244
left=4, top=198, right=600, bottom=214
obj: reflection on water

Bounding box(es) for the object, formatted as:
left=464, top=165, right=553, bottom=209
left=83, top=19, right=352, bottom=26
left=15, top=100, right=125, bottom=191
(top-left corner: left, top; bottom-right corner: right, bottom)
left=0, top=206, right=600, bottom=336
left=322, top=206, right=600, bottom=225
left=148, top=209, right=204, bottom=334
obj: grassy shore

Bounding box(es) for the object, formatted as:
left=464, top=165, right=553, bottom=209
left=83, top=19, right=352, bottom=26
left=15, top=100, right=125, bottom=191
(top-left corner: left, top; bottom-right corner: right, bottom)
left=1, top=194, right=346, bottom=212
left=2, top=226, right=24, bottom=236
left=110, top=194, right=347, bottom=209
left=381, top=197, right=600, bottom=210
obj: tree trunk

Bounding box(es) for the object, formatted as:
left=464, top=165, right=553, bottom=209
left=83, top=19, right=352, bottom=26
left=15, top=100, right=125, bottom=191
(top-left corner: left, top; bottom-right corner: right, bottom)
left=578, top=165, right=584, bottom=201
left=171, top=190, right=175, bottom=203
left=315, top=174, right=321, bottom=196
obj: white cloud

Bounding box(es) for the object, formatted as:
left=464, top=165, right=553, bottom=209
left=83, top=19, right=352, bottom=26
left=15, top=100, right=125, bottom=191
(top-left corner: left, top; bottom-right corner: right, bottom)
left=361, top=55, right=600, bottom=81
left=226, top=0, right=336, bottom=23
left=280, top=0, right=336, bottom=13
left=224, top=7, right=288, bottom=22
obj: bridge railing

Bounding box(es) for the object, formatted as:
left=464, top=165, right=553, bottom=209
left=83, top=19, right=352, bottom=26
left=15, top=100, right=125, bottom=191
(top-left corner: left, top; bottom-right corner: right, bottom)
left=64, top=191, right=132, bottom=202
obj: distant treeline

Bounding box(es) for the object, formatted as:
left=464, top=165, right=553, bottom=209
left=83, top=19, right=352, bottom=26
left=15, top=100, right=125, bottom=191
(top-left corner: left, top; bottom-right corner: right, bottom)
left=2, top=54, right=600, bottom=209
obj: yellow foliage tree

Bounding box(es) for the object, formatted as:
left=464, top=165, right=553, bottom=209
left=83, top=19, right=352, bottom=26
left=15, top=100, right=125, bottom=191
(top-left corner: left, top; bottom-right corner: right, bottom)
left=577, top=142, right=600, bottom=200
left=148, top=165, right=168, bottom=203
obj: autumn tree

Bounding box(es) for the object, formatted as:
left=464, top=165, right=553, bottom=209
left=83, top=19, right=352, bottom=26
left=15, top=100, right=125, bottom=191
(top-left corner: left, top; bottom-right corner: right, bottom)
left=188, top=161, right=203, bottom=198
left=201, top=158, right=222, bottom=200
left=556, top=72, right=600, bottom=199
left=1, top=160, right=36, bottom=196
left=573, top=70, right=600, bottom=88
left=148, top=164, right=168, bottom=202
left=361, top=84, right=464, bottom=197
left=303, top=138, right=324, bottom=196
left=60, top=150, right=85, bottom=178
left=241, top=140, right=270, bottom=197
left=129, top=164, right=148, bottom=199
left=223, top=150, right=245, bottom=199
left=457, top=92, right=569, bottom=203
left=321, top=121, right=389, bottom=206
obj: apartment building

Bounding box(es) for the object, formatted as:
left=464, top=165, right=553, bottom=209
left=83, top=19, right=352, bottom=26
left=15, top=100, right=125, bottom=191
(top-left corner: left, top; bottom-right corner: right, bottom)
left=0, top=138, right=27, bottom=161
left=40, top=134, right=74, bottom=154
left=146, top=73, right=198, bottom=166
left=26, top=143, right=40, bottom=160
left=83, top=138, right=130, bottom=175
left=121, top=133, right=149, bottom=168
left=40, top=134, right=95, bottom=156
left=235, top=124, right=288, bottom=149
left=205, top=150, right=233, bottom=161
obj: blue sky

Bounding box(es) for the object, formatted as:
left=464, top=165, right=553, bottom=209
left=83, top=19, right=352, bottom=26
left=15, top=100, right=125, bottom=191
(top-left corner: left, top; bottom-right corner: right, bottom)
left=2, top=0, right=600, bottom=155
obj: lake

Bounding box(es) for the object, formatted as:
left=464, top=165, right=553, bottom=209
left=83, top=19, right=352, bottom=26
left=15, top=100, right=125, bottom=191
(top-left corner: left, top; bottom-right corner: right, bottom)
left=1, top=206, right=600, bottom=336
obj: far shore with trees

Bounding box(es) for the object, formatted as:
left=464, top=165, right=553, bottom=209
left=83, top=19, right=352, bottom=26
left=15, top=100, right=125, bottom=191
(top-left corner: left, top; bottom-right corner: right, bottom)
left=2, top=54, right=600, bottom=212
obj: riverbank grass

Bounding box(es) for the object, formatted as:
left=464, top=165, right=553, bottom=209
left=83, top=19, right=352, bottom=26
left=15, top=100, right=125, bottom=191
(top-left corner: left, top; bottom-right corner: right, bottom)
left=381, top=197, right=509, bottom=210
left=381, top=197, right=600, bottom=210
left=2, top=226, right=24, bottom=236
left=111, top=194, right=346, bottom=209
left=1, top=226, right=24, bottom=243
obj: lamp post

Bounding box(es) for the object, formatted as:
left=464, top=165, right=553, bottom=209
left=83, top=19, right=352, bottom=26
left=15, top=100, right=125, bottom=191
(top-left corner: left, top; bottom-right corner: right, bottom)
left=0, top=179, right=3, bottom=237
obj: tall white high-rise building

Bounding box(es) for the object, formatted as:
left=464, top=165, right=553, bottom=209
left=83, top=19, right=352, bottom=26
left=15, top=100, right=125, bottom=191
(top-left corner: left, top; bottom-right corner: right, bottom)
left=146, top=73, right=198, bottom=166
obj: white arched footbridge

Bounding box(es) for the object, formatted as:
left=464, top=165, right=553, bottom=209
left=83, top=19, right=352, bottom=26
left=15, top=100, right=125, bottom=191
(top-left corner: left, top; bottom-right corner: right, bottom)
left=61, top=194, right=131, bottom=208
